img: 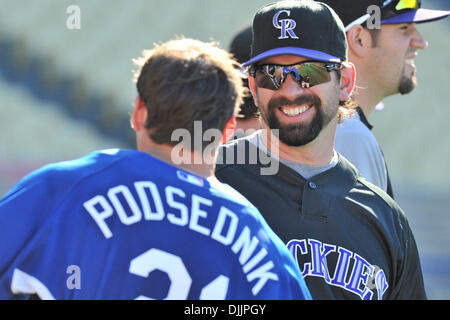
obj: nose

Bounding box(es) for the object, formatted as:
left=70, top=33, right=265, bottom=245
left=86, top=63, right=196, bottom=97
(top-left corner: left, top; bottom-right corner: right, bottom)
left=411, top=26, right=428, bottom=50
left=279, top=73, right=306, bottom=94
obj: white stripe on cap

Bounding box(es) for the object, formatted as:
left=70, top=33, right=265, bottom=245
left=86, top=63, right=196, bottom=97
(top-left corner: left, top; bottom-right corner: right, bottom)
left=345, top=13, right=371, bottom=31
left=344, top=0, right=394, bottom=31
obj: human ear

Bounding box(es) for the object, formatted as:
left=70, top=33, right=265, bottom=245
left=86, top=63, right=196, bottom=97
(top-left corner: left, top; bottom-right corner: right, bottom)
left=339, top=62, right=356, bottom=101
left=346, top=25, right=373, bottom=58
left=131, top=96, right=148, bottom=132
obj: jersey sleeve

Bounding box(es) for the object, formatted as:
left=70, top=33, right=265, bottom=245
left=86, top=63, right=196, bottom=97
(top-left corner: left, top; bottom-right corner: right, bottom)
left=335, top=123, right=388, bottom=192
left=241, top=206, right=312, bottom=300
left=0, top=170, right=57, bottom=299
left=389, top=210, right=427, bottom=299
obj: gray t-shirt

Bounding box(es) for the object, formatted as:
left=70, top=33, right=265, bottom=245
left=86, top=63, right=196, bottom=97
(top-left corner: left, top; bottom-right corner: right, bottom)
left=335, top=112, right=388, bottom=192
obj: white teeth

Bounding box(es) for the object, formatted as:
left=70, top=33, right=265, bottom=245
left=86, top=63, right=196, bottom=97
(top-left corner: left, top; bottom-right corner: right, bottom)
left=280, top=105, right=310, bottom=116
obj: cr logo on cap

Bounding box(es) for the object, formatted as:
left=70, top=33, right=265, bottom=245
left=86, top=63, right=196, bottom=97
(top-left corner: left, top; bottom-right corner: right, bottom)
left=273, top=10, right=299, bottom=40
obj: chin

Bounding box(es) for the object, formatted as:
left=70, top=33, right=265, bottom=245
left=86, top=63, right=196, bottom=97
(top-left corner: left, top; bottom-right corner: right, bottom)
left=398, top=75, right=417, bottom=95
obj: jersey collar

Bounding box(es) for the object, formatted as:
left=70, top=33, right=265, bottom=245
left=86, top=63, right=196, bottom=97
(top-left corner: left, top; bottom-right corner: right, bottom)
left=356, top=106, right=373, bottom=131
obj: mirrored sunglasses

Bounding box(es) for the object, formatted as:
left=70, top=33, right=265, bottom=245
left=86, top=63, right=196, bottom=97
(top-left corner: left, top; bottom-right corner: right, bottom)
left=248, top=61, right=342, bottom=90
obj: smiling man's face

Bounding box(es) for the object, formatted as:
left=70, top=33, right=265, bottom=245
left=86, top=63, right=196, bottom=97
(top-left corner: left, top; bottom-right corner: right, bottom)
left=250, top=55, right=342, bottom=147
left=367, top=23, right=427, bottom=96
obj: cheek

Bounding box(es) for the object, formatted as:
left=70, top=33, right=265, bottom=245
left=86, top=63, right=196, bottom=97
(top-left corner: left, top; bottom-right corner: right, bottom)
left=317, top=79, right=340, bottom=103
left=315, top=85, right=340, bottom=116
left=324, top=91, right=340, bottom=112
left=377, top=41, right=408, bottom=67
left=253, top=87, right=271, bottom=109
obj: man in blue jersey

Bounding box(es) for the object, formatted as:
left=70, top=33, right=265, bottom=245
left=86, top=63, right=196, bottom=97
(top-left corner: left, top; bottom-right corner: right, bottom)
left=0, top=38, right=311, bottom=300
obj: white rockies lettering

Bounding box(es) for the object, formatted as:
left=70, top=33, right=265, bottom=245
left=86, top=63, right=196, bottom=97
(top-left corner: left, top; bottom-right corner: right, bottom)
left=287, top=238, right=389, bottom=300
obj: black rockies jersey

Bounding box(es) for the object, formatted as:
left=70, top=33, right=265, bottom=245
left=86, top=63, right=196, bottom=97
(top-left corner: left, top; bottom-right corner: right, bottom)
left=215, top=137, right=426, bottom=300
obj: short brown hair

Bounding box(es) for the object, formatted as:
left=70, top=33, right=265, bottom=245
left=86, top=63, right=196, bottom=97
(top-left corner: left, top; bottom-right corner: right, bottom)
left=133, top=38, right=245, bottom=151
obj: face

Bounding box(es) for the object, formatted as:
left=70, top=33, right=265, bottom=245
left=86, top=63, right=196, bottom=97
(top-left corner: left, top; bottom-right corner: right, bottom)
left=369, top=23, right=427, bottom=96
left=250, top=55, right=341, bottom=147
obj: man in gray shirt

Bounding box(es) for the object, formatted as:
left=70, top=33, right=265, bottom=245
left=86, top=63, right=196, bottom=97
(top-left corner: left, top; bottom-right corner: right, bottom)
left=319, top=0, right=449, bottom=198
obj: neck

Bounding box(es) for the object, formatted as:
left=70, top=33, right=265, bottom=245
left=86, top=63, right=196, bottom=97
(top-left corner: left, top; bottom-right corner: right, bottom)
left=351, top=86, right=383, bottom=119
left=235, top=117, right=261, bottom=132
left=350, top=56, right=388, bottom=118
left=260, top=120, right=337, bottom=166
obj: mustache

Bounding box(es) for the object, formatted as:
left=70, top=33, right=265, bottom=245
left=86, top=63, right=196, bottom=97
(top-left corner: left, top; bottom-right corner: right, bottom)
left=268, top=94, right=321, bottom=110
left=405, top=48, right=417, bottom=58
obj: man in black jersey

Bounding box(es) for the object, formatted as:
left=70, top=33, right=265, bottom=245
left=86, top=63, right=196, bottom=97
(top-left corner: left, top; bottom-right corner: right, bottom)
left=215, top=0, right=426, bottom=299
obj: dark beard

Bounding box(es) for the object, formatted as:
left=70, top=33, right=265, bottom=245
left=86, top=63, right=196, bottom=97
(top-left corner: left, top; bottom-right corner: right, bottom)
left=398, top=57, right=417, bottom=95
left=261, top=93, right=333, bottom=147
left=398, top=73, right=417, bottom=95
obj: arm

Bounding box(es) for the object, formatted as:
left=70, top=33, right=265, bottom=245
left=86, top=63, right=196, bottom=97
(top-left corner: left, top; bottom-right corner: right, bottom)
left=0, top=171, right=54, bottom=299
left=389, top=212, right=427, bottom=299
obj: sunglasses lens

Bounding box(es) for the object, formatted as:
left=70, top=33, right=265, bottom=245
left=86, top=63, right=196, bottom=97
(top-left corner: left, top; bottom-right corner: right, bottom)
left=254, top=65, right=283, bottom=90
left=296, top=63, right=331, bottom=88
left=395, top=0, right=420, bottom=11
left=253, top=62, right=337, bottom=90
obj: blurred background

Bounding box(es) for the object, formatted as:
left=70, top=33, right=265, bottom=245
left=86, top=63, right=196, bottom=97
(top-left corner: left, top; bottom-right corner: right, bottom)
left=0, top=0, right=448, bottom=299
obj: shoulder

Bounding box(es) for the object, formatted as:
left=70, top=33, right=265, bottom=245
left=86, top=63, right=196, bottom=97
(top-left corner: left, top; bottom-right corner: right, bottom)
left=334, top=156, right=384, bottom=196
left=212, top=184, right=309, bottom=298
left=2, top=149, right=141, bottom=202
left=333, top=156, right=406, bottom=225
left=335, top=117, right=385, bottom=172
left=323, top=157, right=412, bottom=260
left=208, top=178, right=254, bottom=208
left=336, top=115, right=377, bottom=142
left=216, top=134, right=255, bottom=171
left=335, top=116, right=384, bottom=169
left=209, top=175, right=270, bottom=233
left=212, top=167, right=288, bottom=250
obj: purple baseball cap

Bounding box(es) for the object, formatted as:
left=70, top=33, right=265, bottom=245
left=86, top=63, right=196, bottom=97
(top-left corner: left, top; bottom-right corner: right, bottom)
left=318, top=1, right=449, bottom=31
left=243, top=1, right=347, bottom=67
left=382, top=8, right=450, bottom=24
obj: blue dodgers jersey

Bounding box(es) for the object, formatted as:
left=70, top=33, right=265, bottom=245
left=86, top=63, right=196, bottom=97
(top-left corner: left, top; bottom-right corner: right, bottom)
left=0, top=149, right=311, bottom=300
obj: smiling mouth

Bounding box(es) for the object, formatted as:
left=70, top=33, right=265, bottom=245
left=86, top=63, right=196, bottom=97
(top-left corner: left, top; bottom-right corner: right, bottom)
left=279, top=105, right=312, bottom=117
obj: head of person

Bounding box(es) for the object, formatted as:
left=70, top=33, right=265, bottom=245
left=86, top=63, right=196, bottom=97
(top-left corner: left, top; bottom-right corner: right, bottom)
left=229, top=26, right=261, bottom=133
left=319, top=0, right=449, bottom=97
left=245, top=0, right=356, bottom=147
left=131, top=38, right=245, bottom=155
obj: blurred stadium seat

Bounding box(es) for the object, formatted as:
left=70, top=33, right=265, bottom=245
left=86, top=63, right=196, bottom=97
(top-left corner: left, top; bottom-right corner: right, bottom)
left=0, top=78, right=128, bottom=195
